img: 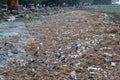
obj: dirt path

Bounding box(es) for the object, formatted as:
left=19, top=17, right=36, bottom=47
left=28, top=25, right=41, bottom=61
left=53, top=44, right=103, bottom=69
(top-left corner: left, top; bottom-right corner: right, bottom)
left=0, top=10, right=120, bottom=80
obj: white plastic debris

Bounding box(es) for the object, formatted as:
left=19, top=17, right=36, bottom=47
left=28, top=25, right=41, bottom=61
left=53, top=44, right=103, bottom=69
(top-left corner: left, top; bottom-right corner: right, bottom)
left=70, top=71, right=77, bottom=80
left=90, top=72, right=95, bottom=74
left=111, top=62, right=116, bottom=67
left=16, top=59, right=24, bottom=63
left=66, top=45, right=71, bottom=49
left=59, top=48, right=62, bottom=51
left=25, top=14, right=30, bottom=19
left=87, top=66, right=101, bottom=71
left=32, top=68, right=35, bottom=72
left=73, top=34, right=79, bottom=37
left=110, top=75, right=115, bottom=80
left=0, top=75, right=5, bottom=80
left=59, top=55, right=66, bottom=61
left=37, top=46, right=40, bottom=50
left=7, top=52, right=14, bottom=57
left=6, top=16, right=16, bottom=21
left=40, top=42, right=43, bottom=46
left=69, top=54, right=79, bottom=59
left=103, top=52, right=112, bottom=57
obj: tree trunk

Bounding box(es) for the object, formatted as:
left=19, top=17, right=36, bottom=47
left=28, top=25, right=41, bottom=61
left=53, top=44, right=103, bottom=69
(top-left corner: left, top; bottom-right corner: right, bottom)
left=8, top=0, right=19, bottom=10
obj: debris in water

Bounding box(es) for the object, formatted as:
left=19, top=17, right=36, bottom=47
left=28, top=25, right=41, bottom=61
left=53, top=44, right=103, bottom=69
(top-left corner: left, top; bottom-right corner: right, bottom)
left=75, top=60, right=81, bottom=66
left=70, top=71, right=77, bottom=80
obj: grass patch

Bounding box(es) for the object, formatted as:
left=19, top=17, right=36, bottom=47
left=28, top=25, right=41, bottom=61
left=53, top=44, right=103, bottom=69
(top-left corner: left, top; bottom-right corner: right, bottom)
left=96, top=7, right=120, bottom=25
left=84, top=6, right=120, bottom=25
left=83, top=6, right=120, bottom=15
left=94, top=7, right=120, bottom=15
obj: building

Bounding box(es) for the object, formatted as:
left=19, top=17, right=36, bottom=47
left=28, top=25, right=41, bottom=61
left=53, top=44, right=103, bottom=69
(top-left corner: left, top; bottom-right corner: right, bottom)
left=112, top=0, right=120, bottom=4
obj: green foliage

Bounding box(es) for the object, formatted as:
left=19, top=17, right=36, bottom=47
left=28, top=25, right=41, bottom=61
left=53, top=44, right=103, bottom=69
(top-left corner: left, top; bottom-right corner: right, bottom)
left=81, top=0, right=93, bottom=3
left=19, top=0, right=28, bottom=4
left=95, top=8, right=120, bottom=14
left=40, top=0, right=93, bottom=5
left=0, top=0, right=39, bottom=5
left=93, top=0, right=112, bottom=5
left=0, top=0, right=8, bottom=4
left=19, top=0, right=39, bottom=4
left=0, top=0, right=94, bottom=6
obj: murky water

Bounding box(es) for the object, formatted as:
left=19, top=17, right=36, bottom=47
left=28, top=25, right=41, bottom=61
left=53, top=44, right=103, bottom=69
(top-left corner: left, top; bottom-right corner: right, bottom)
left=0, top=21, right=34, bottom=68
left=0, top=21, right=26, bottom=39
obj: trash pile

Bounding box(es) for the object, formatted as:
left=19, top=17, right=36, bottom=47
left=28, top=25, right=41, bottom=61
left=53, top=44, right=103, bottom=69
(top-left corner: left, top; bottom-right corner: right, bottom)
left=0, top=7, right=70, bottom=22
left=0, top=9, right=120, bottom=80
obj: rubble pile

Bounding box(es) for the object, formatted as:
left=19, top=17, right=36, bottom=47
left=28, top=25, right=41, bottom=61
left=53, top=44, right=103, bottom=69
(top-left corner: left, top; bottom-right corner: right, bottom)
left=0, top=9, right=120, bottom=80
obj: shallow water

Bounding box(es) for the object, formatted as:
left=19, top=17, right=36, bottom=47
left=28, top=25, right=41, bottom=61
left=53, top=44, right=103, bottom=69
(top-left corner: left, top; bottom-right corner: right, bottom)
left=0, top=21, right=26, bottom=39
left=0, top=21, right=33, bottom=68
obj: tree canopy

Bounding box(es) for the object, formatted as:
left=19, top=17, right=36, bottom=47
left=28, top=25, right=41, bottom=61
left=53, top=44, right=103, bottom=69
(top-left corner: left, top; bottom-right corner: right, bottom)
left=19, top=0, right=38, bottom=4
left=0, top=0, right=8, bottom=4
left=0, top=0, right=112, bottom=5
left=93, top=0, right=112, bottom=5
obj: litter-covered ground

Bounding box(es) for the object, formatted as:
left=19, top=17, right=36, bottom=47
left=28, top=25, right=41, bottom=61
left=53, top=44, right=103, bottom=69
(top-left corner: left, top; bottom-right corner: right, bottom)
left=0, top=7, right=70, bottom=22
left=0, top=9, right=120, bottom=80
